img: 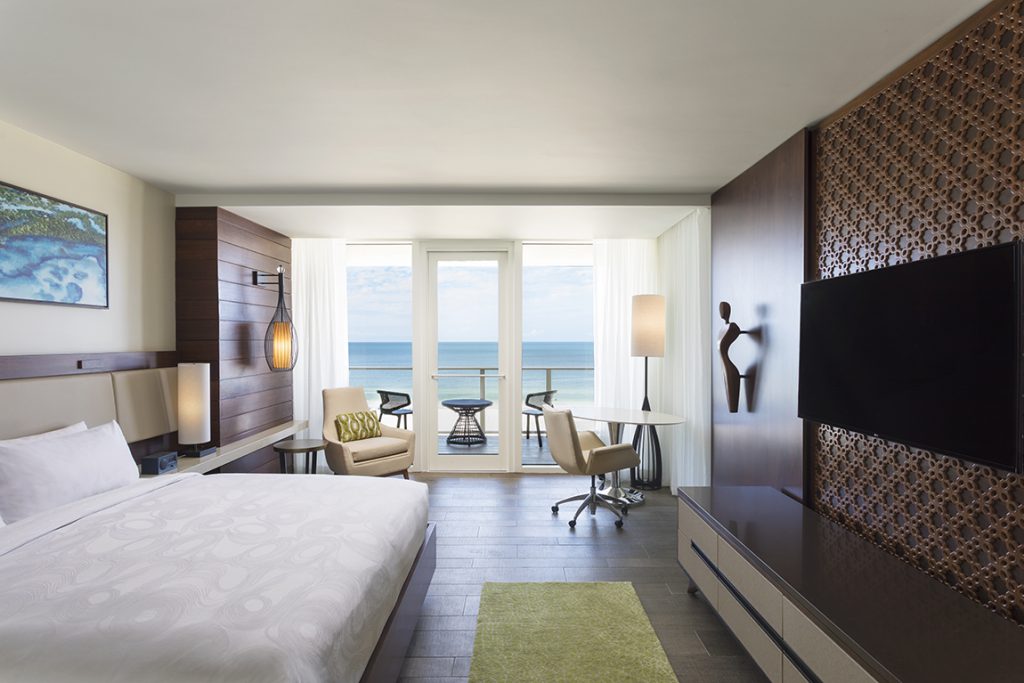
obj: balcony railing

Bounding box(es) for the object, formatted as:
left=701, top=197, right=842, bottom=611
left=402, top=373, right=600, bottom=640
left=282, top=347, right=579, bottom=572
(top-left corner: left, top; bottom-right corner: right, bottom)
left=349, top=365, right=594, bottom=433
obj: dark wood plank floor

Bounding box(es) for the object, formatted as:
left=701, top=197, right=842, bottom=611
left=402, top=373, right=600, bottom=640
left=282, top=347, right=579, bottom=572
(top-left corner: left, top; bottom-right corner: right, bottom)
left=401, top=473, right=765, bottom=683
left=435, top=435, right=554, bottom=466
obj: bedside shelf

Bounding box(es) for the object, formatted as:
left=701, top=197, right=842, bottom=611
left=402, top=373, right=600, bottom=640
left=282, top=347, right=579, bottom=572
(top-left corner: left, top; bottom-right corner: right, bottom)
left=142, top=419, right=309, bottom=477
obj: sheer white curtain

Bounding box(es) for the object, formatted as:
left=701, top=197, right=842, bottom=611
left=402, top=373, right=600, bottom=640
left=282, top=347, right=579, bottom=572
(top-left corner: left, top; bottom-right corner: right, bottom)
left=592, top=239, right=660, bottom=442
left=292, top=239, right=349, bottom=471
left=658, top=208, right=712, bottom=488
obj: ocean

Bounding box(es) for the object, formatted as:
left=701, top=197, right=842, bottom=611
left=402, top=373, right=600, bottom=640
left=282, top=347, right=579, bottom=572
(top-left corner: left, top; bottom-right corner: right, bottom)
left=350, top=341, right=594, bottom=407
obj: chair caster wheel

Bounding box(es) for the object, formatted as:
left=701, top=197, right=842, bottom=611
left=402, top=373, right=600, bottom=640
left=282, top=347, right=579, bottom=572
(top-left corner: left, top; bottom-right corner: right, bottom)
left=568, top=520, right=576, bottom=528
left=551, top=505, right=559, bottom=513
left=615, top=519, right=624, bottom=528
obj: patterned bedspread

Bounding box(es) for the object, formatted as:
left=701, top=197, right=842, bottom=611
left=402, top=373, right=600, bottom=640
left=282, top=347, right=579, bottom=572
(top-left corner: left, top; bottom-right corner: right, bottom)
left=0, top=472, right=428, bottom=683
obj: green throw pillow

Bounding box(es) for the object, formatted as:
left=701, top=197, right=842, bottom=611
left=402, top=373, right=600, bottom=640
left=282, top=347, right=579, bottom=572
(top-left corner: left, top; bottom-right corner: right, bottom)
left=335, top=411, right=382, bottom=442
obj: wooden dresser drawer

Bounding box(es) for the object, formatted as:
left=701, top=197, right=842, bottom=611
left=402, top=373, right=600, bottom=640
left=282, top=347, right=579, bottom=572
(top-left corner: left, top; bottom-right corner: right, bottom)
left=678, top=499, right=719, bottom=561
left=678, top=530, right=719, bottom=608
left=783, top=598, right=877, bottom=683
left=719, top=581, right=783, bottom=683
left=718, top=538, right=783, bottom=632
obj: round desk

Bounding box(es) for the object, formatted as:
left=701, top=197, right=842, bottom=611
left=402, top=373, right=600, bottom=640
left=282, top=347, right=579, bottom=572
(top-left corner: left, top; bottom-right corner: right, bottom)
left=441, top=399, right=493, bottom=446
left=273, top=439, right=328, bottom=474
left=569, top=407, right=684, bottom=506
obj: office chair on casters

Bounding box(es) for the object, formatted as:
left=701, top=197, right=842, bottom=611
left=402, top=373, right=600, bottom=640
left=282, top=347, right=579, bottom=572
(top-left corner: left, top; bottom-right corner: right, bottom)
left=543, top=406, right=640, bottom=528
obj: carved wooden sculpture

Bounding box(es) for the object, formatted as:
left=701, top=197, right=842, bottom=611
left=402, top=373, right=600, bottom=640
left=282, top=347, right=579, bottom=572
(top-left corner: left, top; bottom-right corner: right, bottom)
left=718, top=302, right=744, bottom=413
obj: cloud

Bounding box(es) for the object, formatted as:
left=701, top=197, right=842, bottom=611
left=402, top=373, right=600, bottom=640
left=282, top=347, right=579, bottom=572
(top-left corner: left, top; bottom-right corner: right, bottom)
left=346, top=264, right=593, bottom=342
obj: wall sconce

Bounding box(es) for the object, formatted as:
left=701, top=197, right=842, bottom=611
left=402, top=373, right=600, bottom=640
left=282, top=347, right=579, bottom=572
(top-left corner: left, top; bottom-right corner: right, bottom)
left=178, top=362, right=216, bottom=457
left=252, top=265, right=298, bottom=372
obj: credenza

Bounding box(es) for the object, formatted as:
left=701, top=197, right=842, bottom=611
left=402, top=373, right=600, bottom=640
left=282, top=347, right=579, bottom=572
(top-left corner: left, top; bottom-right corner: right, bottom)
left=677, top=486, right=1024, bottom=682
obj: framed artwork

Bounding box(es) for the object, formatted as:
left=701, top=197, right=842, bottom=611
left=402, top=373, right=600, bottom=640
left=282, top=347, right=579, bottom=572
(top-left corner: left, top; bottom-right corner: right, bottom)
left=0, top=181, right=108, bottom=308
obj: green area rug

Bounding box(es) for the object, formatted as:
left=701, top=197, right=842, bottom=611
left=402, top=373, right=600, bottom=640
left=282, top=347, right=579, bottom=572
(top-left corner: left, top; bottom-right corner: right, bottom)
left=468, top=582, right=677, bottom=683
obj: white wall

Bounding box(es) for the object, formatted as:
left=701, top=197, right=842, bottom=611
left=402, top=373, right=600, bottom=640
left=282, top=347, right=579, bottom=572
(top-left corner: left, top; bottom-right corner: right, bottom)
left=0, top=119, right=175, bottom=354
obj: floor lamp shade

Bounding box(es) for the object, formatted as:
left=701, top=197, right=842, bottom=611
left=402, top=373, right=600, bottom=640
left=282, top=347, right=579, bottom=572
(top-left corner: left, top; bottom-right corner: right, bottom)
left=178, top=363, right=211, bottom=445
left=630, top=294, right=666, bottom=492
left=631, top=294, right=666, bottom=358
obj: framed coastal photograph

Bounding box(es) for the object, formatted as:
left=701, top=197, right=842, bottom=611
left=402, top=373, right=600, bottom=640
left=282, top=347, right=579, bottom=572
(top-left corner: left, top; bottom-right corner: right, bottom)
left=0, top=181, right=108, bottom=308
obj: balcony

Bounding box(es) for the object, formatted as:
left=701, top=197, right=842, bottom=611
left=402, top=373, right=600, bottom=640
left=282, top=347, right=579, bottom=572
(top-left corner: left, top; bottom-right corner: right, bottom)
left=351, top=365, right=594, bottom=466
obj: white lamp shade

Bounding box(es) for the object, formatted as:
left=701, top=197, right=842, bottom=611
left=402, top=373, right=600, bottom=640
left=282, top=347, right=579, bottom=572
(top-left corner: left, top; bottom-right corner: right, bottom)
left=631, top=294, right=666, bottom=358
left=178, top=363, right=211, bottom=445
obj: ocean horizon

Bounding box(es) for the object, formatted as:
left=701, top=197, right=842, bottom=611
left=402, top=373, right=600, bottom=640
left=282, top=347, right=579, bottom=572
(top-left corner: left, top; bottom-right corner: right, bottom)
left=349, top=341, right=594, bottom=406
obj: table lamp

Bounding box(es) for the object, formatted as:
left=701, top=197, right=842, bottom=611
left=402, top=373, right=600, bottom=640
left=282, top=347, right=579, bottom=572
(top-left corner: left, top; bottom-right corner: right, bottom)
left=630, top=294, right=665, bottom=489
left=178, top=362, right=216, bottom=458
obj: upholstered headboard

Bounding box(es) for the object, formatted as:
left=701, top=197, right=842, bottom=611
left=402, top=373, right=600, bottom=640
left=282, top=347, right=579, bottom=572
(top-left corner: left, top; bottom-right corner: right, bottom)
left=0, top=368, right=178, bottom=443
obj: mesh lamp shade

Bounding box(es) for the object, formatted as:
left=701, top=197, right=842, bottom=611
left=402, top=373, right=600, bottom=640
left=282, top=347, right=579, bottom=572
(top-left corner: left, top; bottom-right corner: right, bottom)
left=631, top=294, right=666, bottom=358
left=177, top=363, right=211, bottom=446
left=264, top=269, right=298, bottom=372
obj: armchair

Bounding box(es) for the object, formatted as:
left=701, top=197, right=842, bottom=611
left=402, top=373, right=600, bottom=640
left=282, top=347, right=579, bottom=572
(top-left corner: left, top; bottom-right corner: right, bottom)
left=322, top=387, right=415, bottom=478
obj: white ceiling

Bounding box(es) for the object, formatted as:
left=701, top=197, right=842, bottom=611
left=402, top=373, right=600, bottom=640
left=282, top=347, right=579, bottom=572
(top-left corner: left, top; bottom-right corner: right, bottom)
left=225, top=202, right=698, bottom=240
left=0, top=0, right=990, bottom=198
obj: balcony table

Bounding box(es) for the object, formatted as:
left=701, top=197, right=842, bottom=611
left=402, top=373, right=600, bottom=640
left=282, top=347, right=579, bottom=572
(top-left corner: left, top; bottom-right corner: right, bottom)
left=441, top=398, right=492, bottom=446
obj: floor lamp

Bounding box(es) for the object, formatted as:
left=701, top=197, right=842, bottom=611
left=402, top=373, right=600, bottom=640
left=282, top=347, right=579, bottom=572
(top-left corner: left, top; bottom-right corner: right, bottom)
left=631, top=294, right=665, bottom=490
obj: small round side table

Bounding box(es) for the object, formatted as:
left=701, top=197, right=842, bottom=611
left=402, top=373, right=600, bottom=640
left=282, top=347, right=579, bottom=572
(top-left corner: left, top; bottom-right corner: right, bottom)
left=274, top=439, right=328, bottom=474
left=441, top=399, right=492, bottom=446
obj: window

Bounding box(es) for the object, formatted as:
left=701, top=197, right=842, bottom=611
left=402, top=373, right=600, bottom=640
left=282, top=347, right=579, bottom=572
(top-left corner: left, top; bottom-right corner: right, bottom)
left=521, top=243, right=594, bottom=465
left=346, top=244, right=413, bottom=411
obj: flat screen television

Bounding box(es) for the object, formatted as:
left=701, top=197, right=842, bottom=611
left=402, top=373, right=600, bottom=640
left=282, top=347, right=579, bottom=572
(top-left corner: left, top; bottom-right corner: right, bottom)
left=798, top=242, right=1022, bottom=473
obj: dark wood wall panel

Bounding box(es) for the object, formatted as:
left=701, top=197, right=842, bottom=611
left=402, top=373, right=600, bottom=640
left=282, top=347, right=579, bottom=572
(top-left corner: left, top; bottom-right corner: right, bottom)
left=812, top=0, right=1024, bottom=625
left=220, top=446, right=279, bottom=474
left=710, top=130, right=810, bottom=492
left=0, top=351, right=177, bottom=381
left=175, top=207, right=293, bottom=472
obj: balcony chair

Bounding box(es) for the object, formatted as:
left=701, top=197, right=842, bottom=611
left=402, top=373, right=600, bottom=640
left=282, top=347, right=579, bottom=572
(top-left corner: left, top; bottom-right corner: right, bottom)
left=522, top=389, right=556, bottom=446
left=323, top=387, right=415, bottom=478
left=377, top=389, right=413, bottom=429
left=543, top=406, right=639, bottom=528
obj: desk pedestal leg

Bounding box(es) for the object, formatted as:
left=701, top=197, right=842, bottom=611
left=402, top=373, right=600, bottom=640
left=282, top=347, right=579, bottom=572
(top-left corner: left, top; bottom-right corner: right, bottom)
left=599, top=421, right=646, bottom=507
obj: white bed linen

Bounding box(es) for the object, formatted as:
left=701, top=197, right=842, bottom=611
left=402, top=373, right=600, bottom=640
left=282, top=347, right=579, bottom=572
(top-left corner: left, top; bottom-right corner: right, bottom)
left=0, top=472, right=428, bottom=683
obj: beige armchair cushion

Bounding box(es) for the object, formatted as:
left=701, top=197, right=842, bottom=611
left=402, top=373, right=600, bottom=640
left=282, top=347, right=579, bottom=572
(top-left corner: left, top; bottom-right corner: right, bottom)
left=348, top=436, right=410, bottom=463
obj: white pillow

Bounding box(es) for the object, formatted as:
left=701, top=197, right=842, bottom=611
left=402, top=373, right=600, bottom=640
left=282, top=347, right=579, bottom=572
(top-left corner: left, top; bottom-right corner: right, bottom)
left=0, top=421, right=139, bottom=524
left=0, top=423, right=87, bottom=527
left=0, top=421, right=87, bottom=447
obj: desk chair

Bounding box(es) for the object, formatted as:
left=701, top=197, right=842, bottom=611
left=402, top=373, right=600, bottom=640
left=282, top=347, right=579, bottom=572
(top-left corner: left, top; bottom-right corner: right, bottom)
left=543, top=406, right=639, bottom=528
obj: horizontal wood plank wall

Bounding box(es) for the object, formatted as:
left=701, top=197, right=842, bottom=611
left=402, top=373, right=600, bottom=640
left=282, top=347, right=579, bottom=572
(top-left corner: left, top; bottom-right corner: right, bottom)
left=176, top=207, right=293, bottom=473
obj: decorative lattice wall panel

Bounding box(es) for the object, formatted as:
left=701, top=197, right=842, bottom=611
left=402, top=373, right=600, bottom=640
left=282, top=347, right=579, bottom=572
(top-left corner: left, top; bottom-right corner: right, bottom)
left=813, top=0, right=1024, bottom=625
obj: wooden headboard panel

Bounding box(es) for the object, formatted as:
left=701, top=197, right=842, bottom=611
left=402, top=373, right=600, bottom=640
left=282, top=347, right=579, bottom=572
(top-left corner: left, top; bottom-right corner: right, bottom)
left=0, top=352, right=179, bottom=455
left=0, top=374, right=117, bottom=440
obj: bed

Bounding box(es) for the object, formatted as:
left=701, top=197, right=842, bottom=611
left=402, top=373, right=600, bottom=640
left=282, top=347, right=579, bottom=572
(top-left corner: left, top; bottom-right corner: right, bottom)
left=0, top=362, right=435, bottom=683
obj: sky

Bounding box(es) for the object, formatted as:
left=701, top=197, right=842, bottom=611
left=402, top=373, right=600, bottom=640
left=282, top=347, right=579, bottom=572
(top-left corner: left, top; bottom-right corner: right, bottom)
left=346, top=264, right=594, bottom=342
